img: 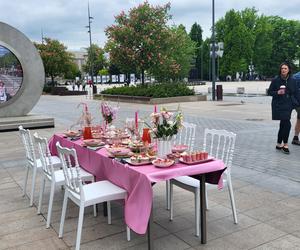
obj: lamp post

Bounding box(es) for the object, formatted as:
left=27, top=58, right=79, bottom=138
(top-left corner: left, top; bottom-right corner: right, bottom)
left=86, top=2, right=94, bottom=85
left=211, top=0, right=216, bottom=101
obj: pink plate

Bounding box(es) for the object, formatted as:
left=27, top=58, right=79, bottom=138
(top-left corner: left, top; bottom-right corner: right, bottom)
left=152, top=159, right=174, bottom=168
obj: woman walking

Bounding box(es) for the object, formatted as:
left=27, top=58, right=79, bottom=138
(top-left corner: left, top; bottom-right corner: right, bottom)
left=268, top=62, right=298, bottom=154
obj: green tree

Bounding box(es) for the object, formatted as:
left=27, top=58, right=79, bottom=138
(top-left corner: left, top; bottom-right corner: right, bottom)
left=65, top=61, right=81, bottom=80
left=189, top=22, right=203, bottom=79
left=105, top=2, right=195, bottom=83
left=35, top=38, right=74, bottom=86
left=83, top=44, right=107, bottom=77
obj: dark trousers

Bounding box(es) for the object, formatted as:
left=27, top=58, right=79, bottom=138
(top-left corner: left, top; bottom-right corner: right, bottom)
left=277, top=120, right=291, bottom=144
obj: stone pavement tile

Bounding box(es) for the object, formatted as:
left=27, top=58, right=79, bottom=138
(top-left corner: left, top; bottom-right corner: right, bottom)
left=193, top=237, right=241, bottom=250
left=0, top=180, right=19, bottom=190
left=243, top=200, right=298, bottom=222
left=51, top=207, right=107, bottom=235
left=266, top=210, right=300, bottom=234
left=0, top=210, right=45, bottom=236
left=207, top=223, right=287, bottom=249
left=125, top=234, right=191, bottom=250
left=0, top=197, right=31, bottom=213
left=61, top=217, right=128, bottom=247
left=0, top=226, right=58, bottom=249
left=174, top=213, right=259, bottom=247
left=0, top=207, right=36, bottom=224
left=252, top=235, right=300, bottom=250
left=0, top=187, right=25, bottom=204
left=155, top=214, right=194, bottom=234
left=8, top=236, right=68, bottom=250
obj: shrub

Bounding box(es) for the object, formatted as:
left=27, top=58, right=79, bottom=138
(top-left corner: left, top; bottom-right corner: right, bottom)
left=101, top=82, right=194, bottom=98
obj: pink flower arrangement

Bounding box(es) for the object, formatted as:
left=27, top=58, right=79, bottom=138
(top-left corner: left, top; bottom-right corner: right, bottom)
left=101, top=102, right=118, bottom=124
left=148, top=107, right=183, bottom=139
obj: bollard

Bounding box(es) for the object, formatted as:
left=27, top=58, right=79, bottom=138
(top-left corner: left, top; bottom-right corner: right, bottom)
left=216, top=85, right=223, bottom=101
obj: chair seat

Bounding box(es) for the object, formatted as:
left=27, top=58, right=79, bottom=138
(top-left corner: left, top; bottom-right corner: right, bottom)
left=53, top=167, right=94, bottom=185
left=70, top=180, right=127, bottom=206
left=173, top=176, right=200, bottom=188
left=36, top=156, right=61, bottom=169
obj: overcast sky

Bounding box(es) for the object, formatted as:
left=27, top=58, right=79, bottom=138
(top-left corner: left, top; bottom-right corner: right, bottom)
left=0, top=0, right=299, bottom=51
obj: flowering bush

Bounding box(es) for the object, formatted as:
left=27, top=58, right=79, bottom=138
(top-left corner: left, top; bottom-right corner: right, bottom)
left=101, top=102, right=118, bottom=124
left=149, top=108, right=183, bottom=139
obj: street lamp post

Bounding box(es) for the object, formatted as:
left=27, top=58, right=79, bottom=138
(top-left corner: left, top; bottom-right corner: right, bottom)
left=86, top=2, right=94, bottom=85
left=211, top=0, right=216, bottom=101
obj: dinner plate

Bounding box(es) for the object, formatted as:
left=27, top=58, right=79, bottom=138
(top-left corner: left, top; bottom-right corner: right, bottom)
left=124, top=158, right=152, bottom=166
left=83, top=139, right=105, bottom=147
left=152, top=159, right=174, bottom=168
left=179, top=156, right=214, bottom=165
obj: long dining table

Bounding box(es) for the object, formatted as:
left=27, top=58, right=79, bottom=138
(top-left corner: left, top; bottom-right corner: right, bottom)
left=49, top=134, right=226, bottom=249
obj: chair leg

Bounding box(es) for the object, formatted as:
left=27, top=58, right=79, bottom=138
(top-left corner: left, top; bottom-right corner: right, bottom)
left=227, top=176, right=238, bottom=224
left=205, top=187, right=209, bottom=210
left=93, top=204, right=97, bottom=217
left=29, top=167, right=37, bottom=206
left=59, top=190, right=68, bottom=238
left=23, top=165, right=30, bottom=197
left=75, top=204, right=85, bottom=250
left=169, top=181, right=174, bottom=221
left=46, top=181, right=56, bottom=228
left=195, top=188, right=200, bottom=237
left=37, top=177, right=46, bottom=214
left=107, top=201, right=111, bottom=224
left=166, top=180, right=170, bottom=210
left=126, top=226, right=131, bottom=241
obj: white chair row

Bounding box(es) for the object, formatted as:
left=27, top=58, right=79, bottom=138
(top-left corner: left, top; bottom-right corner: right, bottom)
left=18, top=126, right=130, bottom=250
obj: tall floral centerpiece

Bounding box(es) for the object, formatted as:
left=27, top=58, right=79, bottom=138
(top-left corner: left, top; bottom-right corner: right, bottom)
left=101, top=102, right=118, bottom=129
left=149, top=107, right=183, bottom=158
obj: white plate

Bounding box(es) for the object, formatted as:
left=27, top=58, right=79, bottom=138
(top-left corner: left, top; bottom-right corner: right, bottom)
left=152, top=159, right=174, bottom=168
left=124, top=158, right=152, bottom=166
left=179, top=156, right=214, bottom=165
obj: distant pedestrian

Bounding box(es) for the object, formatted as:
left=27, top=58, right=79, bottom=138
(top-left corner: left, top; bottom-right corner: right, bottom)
left=71, top=81, right=75, bottom=91
left=291, top=77, right=300, bottom=145
left=82, top=81, right=86, bottom=91
left=76, top=81, right=81, bottom=90
left=268, top=62, right=298, bottom=154
left=0, top=80, right=7, bottom=102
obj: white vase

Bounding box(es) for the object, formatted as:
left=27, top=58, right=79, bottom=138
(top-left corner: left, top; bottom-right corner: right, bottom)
left=157, top=138, right=173, bottom=159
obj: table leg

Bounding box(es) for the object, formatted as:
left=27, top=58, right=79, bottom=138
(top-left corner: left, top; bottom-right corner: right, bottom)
left=147, top=204, right=153, bottom=250
left=103, top=201, right=107, bottom=217
left=200, top=175, right=206, bottom=244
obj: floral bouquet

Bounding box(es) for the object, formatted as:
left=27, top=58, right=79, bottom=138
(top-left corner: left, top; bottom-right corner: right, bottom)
left=101, top=101, right=118, bottom=124
left=148, top=107, right=183, bottom=140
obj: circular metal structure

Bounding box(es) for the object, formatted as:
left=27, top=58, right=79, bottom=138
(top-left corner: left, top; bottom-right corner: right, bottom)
left=0, top=22, right=44, bottom=117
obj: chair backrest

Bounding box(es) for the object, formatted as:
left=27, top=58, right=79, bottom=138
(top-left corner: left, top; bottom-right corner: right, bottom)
left=18, top=126, right=37, bottom=167
left=33, top=133, right=54, bottom=178
left=203, top=128, right=236, bottom=173
left=175, top=122, right=196, bottom=151
left=56, top=141, right=82, bottom=196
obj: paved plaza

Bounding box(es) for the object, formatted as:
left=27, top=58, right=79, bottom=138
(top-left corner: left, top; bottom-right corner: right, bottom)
left=1, top=87, right=300, bottom=249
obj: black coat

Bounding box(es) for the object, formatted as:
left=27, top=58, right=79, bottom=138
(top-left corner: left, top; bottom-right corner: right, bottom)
left=268, top=76, right=297, bottom=120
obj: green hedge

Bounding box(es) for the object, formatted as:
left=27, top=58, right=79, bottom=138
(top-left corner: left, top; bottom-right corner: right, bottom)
left=101, top=83, right=194, bottom=98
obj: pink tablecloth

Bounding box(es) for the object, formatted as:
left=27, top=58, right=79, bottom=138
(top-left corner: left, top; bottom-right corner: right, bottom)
left=49, top=134, right=225, bottom=234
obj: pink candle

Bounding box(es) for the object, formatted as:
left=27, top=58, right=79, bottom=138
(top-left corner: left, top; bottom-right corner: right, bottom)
left=135, top=111, right=138, bottom=130
left=154, top=105, right=157, bottom=113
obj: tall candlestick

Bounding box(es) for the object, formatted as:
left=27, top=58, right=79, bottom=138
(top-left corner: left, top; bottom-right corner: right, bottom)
left=135, top=111, right=138, bottom=130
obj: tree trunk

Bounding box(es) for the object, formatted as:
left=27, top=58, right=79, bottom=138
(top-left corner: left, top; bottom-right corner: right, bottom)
left=141, top=70, right=145, bottom=85
left=51, top=75, right=55, bottom=87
